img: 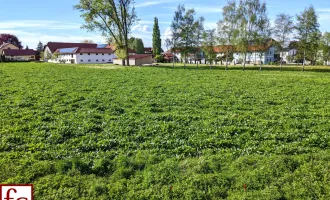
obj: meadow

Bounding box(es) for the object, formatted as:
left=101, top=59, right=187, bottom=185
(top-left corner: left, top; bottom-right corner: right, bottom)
left=1, top=62, right=330, bottom=199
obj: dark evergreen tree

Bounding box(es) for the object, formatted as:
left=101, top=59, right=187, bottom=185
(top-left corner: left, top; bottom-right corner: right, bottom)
left=36, top=41, right=44, bottom=54
left=152, top=17, right=162, bottom=56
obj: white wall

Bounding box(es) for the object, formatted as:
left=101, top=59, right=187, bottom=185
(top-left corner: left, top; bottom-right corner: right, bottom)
left=76, top=53, right=117, bottom=64
left=54, top=53, right=117, bottom=64
left=227, top=47, right=276, bottom=64
left=44, top=46, right=53, bottom=61
left=175, top=47, right=277, bottom=65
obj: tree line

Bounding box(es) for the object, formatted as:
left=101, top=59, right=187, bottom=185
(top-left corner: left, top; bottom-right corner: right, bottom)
left=74, top=0, right=329, bottom=69
left=166, top=0, right=329, bottom=71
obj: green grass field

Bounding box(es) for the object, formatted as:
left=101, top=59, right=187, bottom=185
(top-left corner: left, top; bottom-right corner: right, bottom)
left=1, top=62, right=330, bottom=199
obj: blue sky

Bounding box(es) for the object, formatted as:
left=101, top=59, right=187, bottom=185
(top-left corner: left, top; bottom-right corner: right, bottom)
left=1, top=0, right=330, bottom=50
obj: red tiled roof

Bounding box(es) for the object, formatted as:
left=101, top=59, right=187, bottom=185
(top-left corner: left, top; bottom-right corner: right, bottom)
left=77, top=48, right=113, bottom=53
left=129, top=54, right=152, bottom=59
left=46, top=42, right=97, bottom=53
left=3, top=49, right=36, bottom=56
left=213, top=45, right=236, bottom=53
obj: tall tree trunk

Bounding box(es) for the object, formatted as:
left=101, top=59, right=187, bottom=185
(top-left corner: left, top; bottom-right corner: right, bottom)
left=184, top=55, right=186, bottom=69
left=243, top=52, right=247, bottom=71
left=225, top=55, right=228, bottom=70
left=197, top=57, right=199, bottom=69
left=125, top=38, right=129, bottom=66
left=280, top=51, right=283, bottom=72
left=303, top=50, right=306, bottom=72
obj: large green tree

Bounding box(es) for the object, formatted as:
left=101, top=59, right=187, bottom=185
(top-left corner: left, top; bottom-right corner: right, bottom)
left=202, top=29, right=217, bottom=69
left=152, top=17, right=162, bottom=56
left=134, top=38, right=144, bottom=54
left=217, top=0, right=239, bottom=70
left=128, top=37, right=144, bottom=54
left=236, top=0, right=268, bottom=70
left=194, top=16, right=204, bottom=68
left=255, top=17, right=271, bottom=71
left=295, top=6, right=320, bottom=70
left=320, top=32, right=330, bottom=65
left=273, top=13, right=294, bottom=71
left=74, top=0, right=138, bottom=66
left=171, top=5, right=203, bottom=69
left=169, top=4, right=184, bottom=68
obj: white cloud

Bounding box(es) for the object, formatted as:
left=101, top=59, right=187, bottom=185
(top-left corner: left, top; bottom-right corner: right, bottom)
left=132, top=24, right=151, bottom=33
left=135, top=0, right=177, bottom=8
left=164, top=27, right=172, bottom=39
left=139, top=20, right=171, bottom=25
left=0, top=29, right=105, bottom=49
left=136, top=1, right=162, bottom=8
left=185, top=5, right=223, bottom=14
left=316, top=8, right=330, bottom=13
left=204, top=22, right=217, bottom=29
left=0, top=20, right=80, bottom=30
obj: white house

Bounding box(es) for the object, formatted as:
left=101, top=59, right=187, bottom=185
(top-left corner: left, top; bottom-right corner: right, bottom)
left=2, top=49, right=36, bottom=61
left=214, top=40, right=278, bottom=65
left=53, top=47, right=116, bottom=64
left=169, top=40, right=278, bottom=65
left=44, top=42, right=97, bottom=61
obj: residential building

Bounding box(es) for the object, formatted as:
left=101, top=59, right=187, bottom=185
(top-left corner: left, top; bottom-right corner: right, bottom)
left=0, top=43, right=19, bottom=53
left=113, top=54, right=153, bottom=66
left=168, top=39, right=279, bottom=65
left=2, top=49, right=36, bottom=61
left=53, top=47, right=116, bottom=64
left=44, top=42, right=97, bottom=60
left=214, top=40, right=278, bottom=65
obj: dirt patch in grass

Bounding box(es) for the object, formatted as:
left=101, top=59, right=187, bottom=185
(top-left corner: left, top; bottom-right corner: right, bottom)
left=81, top=65, right=127, bottom=70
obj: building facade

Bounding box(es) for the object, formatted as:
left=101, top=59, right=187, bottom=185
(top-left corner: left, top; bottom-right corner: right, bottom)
left=53, top=47, right=116, bottom=64
left=113, top=54, right=153, bottom=66
left=44, top=42, right=98, bottom=61
left=2, top=49, right=36, bottom=61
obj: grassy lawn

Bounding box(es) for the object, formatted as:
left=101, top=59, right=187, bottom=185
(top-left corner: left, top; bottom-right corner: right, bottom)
left=1, top=62, right=330, bottom=199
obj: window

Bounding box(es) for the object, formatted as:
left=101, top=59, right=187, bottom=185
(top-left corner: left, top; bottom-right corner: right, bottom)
left=71, top=54, right=73, bottom=58
left=102, top=53, right=104, bottom=55
left=88, top=59, right=91, bottom=62
left=96, top=59, right=99, bottom=62
left=88, top=53, right=90, bottom=55
left=102, top=59, right=105, bottom=62
left=96, top=53, right=98, bottom=55
left=109, top=53, right=111, bottom=55
left=80, top=53, right=83, bottom=55
left=109, top=59, right=111, bottom=61
left=80, top=60, right=83, bottom=62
